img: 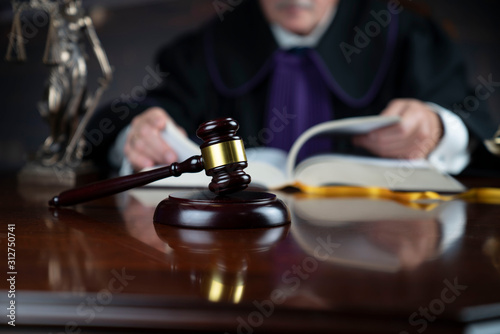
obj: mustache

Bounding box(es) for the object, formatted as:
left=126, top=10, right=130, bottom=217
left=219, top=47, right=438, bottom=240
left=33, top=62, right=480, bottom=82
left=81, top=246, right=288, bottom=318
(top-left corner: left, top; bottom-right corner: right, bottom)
left=275, top=0, right=315, bottom=10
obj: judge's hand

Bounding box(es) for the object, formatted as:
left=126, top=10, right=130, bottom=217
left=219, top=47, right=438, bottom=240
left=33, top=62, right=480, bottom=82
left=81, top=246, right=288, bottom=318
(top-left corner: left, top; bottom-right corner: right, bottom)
left=352, top=99, right=443, bottom=159
left=124, top=107, right=186, bottom=171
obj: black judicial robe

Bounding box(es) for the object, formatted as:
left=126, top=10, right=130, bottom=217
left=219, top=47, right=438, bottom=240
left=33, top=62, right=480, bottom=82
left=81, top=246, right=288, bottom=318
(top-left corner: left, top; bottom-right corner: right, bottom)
left=87, top=0, right=498, bottom=172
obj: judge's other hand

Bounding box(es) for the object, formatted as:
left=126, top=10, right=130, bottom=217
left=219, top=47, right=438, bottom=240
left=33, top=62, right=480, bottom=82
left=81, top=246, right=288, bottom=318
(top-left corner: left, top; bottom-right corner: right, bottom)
left=352, top=99, right=443, bottom=159
left=124, top=107, right=186, bottom=171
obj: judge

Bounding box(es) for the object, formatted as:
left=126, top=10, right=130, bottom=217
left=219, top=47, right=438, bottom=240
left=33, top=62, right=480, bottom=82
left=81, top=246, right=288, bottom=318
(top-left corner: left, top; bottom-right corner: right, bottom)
left=87, top=0, right=497, bottom=174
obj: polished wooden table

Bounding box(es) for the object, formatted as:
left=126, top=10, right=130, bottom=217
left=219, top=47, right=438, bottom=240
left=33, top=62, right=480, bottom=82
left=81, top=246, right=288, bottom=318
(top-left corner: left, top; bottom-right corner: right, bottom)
left=2, top=175, right=500, bottom=333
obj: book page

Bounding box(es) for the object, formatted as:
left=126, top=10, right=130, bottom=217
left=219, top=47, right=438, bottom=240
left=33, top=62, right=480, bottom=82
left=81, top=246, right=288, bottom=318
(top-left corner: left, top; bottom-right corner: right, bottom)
left=162, top=122, right=200, bottom=159
left=145, top=123, right=208, bottom=187
left=245, top=148, right=289, bottom=188
left=294, top=154, right=466, bottom=192
left=286, top=115, right=400, bottom=176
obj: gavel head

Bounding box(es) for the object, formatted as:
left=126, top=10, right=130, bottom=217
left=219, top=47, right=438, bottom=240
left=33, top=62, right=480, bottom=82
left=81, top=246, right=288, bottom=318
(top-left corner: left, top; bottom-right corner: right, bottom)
left=196, top=118, right=251, bottom=195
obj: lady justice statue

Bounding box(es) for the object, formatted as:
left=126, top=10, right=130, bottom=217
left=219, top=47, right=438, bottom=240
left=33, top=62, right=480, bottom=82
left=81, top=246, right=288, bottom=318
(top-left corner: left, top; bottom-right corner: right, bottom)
left=6, top=0, right=112, bottom=185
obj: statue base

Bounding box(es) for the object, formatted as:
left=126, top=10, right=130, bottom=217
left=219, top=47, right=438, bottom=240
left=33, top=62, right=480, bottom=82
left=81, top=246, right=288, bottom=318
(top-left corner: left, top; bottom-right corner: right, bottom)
left=17, top=161, right=100, bottom=187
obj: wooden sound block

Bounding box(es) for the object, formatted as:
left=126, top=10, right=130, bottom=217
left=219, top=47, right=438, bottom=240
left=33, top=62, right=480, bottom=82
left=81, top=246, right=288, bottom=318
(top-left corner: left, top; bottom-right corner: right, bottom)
left=153, top=190, right=291, bottom=229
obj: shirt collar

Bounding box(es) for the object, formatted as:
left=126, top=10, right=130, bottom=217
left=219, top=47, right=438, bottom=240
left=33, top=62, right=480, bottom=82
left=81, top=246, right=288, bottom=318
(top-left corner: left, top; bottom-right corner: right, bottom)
left=270, top=6, right=337, bottom=49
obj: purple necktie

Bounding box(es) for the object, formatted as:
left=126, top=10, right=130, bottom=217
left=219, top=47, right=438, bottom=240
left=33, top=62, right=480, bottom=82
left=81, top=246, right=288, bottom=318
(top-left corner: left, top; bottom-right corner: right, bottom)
left=265, top=48, right=333, bottom=161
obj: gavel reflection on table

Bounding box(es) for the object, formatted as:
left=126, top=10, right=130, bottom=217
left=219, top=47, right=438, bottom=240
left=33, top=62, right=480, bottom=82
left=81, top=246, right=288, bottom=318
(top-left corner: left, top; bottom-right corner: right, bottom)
left=49, top=118, right=290, bottom=229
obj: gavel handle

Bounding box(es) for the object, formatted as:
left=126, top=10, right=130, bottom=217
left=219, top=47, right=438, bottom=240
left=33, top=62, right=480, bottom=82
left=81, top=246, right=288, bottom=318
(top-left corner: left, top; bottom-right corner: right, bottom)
left=49, top=156, right=204, bottom=207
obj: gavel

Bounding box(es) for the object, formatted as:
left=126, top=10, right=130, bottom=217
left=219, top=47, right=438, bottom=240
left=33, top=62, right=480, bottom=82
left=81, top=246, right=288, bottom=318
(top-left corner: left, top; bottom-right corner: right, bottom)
left=49, top=118, right=251, bottom=207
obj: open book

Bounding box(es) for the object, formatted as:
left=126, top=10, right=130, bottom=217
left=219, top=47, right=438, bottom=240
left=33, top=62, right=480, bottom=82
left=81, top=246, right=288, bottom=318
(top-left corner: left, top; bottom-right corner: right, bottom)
left=129, top=115, right=465, bottom=193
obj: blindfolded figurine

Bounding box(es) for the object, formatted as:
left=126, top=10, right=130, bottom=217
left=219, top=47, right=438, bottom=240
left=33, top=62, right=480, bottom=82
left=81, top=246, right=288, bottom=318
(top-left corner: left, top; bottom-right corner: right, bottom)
left=6, top=0, right=112, bottom=167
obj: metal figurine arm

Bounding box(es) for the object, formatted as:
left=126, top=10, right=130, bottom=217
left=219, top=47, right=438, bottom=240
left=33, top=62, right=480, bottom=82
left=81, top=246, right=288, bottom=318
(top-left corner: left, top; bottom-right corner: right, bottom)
left=83, top=16, right=113, bottom=87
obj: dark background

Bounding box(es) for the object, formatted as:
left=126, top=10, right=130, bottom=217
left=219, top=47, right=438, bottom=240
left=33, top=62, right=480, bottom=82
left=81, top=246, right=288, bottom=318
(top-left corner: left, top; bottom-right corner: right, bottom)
left=1, top=0, right=499, bottom=172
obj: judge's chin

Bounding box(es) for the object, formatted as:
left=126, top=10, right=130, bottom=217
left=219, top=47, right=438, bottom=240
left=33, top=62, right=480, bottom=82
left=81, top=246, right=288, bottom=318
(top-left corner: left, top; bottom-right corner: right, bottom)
left=259, top=0, right=339, bottom=35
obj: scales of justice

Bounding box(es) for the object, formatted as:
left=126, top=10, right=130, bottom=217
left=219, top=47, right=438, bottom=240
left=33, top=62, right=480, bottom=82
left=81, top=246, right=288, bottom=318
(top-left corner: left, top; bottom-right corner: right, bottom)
left=6, top=0, right=112, bottom=186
